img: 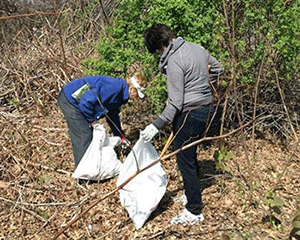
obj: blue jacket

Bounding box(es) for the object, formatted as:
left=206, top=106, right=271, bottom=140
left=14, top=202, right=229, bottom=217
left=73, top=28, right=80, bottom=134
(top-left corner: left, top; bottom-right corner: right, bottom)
left=62, top=75, right=129, bottom=136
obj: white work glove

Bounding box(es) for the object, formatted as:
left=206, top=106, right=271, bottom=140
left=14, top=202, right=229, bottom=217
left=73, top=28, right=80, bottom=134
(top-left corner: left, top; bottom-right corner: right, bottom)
left=140, top=124, right=159, bottom=142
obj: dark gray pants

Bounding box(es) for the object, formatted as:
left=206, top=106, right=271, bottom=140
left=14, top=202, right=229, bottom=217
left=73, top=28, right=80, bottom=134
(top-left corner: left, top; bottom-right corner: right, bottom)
left=57, top=91, right=92, bottom=167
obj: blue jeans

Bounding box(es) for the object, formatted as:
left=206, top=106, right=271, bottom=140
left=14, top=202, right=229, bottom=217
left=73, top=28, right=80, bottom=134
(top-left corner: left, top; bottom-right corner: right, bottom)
left=173, top=104, right=218, bottom=215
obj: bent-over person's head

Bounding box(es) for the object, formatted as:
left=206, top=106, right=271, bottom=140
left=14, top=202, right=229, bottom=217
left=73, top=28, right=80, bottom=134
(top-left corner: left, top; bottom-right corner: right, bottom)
left=126, top=72, right=147, bottom=99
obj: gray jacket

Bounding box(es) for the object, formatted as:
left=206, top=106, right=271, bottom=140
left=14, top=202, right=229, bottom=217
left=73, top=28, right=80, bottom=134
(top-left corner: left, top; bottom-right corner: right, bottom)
left=153, top=37, right=224, bottom=129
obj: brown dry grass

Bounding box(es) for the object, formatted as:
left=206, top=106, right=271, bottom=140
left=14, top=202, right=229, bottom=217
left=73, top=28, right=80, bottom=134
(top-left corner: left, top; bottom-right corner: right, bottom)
left=1, top=5, right=300, bottom=240
left=1, top=105, right=300, bottom=240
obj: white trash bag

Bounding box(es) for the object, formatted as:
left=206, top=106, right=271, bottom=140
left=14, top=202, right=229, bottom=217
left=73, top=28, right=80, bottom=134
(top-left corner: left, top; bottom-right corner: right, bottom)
left=72, top=123, right=122, bottom=181
left=117, top=138, right=167, bottom=229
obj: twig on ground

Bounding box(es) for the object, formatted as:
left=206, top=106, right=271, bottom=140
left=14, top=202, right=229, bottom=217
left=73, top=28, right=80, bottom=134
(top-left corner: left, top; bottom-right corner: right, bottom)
left=271, top=140, right=300, bottom=193
left=3, top=201, right=47, bottom=223
left=29, top=211, right=58, bottom=239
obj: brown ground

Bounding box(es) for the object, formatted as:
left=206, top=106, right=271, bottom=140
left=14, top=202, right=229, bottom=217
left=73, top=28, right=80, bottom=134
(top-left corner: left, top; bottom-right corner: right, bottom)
left=0, top=99, right=299, bottom=240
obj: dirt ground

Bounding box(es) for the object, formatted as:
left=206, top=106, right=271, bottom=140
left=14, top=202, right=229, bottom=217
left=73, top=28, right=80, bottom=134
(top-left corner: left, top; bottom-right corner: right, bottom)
left=0, top=99, right=299, bottom=240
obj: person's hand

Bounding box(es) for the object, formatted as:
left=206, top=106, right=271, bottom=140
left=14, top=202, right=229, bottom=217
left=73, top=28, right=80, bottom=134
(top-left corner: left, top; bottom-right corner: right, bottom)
left=121, top=136, right=131, bottom=149
left=140, top=124, right=159, bottom=142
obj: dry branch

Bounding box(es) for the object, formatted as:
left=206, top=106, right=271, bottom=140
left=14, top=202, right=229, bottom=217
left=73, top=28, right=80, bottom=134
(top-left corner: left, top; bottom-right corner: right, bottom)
left=0, top=10, right=70, bottom=21
left=2, top=200, right=47, bottom=223
left=274, top=67, right=298, bottom=141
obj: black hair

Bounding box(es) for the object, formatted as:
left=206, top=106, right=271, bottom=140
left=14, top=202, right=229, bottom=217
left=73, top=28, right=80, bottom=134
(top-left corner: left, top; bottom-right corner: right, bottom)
left=144, top=23, right=177, bottom=54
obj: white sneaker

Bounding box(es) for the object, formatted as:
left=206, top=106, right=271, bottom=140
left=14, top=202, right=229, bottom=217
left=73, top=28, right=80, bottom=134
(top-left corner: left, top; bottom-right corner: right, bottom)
left=171, top=208, right=204, bottom=225
left=174, top=194, right=188, bottom=206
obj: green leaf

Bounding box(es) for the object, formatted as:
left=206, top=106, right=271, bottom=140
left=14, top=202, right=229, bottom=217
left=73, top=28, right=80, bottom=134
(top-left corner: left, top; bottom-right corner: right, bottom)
left=263, top=196, right=271, bottom=206
left=272, top=196, right=284, bottom=207
left=292, top=220, right=300, bottom=229
left=225, top=151, right=234, bottom=161
left=296, top=208, right=300, bottom=217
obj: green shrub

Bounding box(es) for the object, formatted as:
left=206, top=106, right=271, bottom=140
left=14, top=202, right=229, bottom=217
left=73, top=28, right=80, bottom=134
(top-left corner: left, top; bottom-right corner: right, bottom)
left=82, top=0, right=224, bottom=112
left=232, top=0, right=300, bottom=84
left=293, top=208, right=300, bottom=236
left=81, top=0, right=300, bottom=114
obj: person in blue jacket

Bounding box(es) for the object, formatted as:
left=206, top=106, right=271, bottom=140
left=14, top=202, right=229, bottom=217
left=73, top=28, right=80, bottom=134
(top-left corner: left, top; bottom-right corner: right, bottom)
left=58, top=74, right=145, bottom=168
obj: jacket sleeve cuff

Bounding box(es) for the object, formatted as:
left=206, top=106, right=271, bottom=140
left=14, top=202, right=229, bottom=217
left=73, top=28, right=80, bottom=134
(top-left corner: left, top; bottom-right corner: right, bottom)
left=153, top=117, right=165, bottom=130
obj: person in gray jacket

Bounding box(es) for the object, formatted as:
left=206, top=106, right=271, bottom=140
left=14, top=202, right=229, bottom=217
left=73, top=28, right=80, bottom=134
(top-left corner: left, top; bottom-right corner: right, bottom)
left=141, top=23, right=224, bottom=225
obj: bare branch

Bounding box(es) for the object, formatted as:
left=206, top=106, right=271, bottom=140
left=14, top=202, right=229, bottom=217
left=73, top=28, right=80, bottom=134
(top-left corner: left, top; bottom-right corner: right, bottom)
left=0, top=9, right=70, bottom=21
